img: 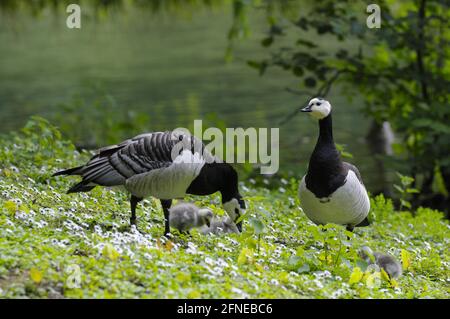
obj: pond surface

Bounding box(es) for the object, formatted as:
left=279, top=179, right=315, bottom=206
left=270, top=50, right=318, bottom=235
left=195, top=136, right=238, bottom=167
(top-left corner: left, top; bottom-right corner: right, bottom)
left=0, top=7, right=384, bottom=191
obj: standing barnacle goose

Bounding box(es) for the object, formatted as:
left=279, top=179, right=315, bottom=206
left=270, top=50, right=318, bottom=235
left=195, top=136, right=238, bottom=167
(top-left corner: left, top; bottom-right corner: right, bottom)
left=298, top=98, right=370, bottom=232
left=53, top=130, right=245, bottom=235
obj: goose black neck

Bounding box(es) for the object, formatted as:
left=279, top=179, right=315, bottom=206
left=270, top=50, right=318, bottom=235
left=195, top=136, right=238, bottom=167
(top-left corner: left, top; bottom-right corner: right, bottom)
left=305, top=112, right=346, bottom=197
left=318, top=113, right=334, bottom=144
left=309, top=112, right=341, bottom=171
left=186, top=162, right=238, bottom=201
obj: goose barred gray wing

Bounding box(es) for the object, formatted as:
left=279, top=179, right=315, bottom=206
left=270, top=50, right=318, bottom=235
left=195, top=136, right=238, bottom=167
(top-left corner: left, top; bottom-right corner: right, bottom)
left=343, top=162, right=370, bottom=227
left=343, top=162, right=364, bottom=185
left=54, top=131, right=214, bottom=194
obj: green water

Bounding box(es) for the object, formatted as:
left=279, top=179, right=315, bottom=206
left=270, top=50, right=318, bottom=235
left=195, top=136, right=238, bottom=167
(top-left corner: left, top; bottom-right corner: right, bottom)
left=0, top=8, right=381, bottom=189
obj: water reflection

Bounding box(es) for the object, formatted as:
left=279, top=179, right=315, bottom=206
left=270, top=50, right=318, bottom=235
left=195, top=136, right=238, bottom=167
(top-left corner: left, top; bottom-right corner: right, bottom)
left=0, top=8, right=382, bottom=191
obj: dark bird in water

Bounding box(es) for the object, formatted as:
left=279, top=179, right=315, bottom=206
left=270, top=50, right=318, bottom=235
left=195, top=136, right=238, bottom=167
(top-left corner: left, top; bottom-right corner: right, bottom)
left=298, top=98, right=370, bottom=232
left=53, top=130, right=246, bottom=235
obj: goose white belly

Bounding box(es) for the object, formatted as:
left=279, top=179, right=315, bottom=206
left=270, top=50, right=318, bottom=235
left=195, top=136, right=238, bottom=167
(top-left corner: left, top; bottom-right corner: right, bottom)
left=125, top=150, right=205, bottom=199
left=298, top=170, right=370, bottom=226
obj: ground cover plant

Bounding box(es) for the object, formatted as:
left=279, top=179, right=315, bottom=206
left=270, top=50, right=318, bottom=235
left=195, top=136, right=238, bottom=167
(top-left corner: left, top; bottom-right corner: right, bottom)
left=0, top=118, right=449, bottom=298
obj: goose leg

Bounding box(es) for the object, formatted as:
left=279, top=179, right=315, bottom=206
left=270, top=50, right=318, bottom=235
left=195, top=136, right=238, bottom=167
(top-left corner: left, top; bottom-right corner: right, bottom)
left=345, top=225, right=354, bottom=240
left=345, top=225, right=354, bottom=252
left=160, top=199, right=172, bottom=236
left=130, top=195, right=143, bottom=226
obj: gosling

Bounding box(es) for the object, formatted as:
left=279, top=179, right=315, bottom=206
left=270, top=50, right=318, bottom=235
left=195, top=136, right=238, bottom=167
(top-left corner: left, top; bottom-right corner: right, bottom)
left=359, top=246, right=403, bottom=279
left=201, top=216, right=239, bottom=235
left=169, top=203, right=213, bottom=233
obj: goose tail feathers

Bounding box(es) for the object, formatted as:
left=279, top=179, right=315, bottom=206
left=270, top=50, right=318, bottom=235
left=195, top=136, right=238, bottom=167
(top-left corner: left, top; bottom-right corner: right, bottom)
left=66, top=181, right=96, bottom=194
left=355, top=217, right=370, bottom=227
left=52, top=166, right=83, bottom=177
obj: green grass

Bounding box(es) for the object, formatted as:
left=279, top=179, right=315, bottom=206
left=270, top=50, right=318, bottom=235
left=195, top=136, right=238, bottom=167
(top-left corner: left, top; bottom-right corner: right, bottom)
left=0, top=117, right=449, bottom=298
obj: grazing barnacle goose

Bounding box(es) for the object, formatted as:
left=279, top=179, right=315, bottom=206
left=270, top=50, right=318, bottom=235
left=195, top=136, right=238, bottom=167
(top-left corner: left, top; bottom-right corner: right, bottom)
left=53, top=130, right=245, bottom=235
left=359, top=246, right=402, bottom=279
left=168, top=202, right=213, bottom=234
left=298, top=97, right=370, bottom=232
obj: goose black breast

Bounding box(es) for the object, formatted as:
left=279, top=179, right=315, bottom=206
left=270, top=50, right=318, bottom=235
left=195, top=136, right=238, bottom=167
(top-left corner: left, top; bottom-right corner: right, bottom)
left=305, top=161, right=364, bottom=199
left=305, top=167, right=347, bottom=199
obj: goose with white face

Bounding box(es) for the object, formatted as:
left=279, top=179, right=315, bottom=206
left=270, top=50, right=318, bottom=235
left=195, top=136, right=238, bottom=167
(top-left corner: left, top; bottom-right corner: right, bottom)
left=301, top=98, right=332, bottom=120
left=222, top=198, right=246, bottom=232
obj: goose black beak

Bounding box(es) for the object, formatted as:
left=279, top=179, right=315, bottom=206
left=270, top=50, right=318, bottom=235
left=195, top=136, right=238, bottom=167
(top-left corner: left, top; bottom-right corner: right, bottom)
left=301, top=105, right=312, bottom=112
left=236, top=221, right=242, bottom=232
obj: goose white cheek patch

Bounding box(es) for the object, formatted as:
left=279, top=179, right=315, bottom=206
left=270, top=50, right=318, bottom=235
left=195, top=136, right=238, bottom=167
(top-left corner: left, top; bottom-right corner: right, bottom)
left=223, top=198, right=241, bottom=221
left=310, top=103, right=331, bottom=120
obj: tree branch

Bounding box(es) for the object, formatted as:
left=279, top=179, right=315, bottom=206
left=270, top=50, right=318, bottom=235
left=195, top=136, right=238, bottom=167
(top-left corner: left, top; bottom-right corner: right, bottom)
left=278, top=69, right=346, bottom=125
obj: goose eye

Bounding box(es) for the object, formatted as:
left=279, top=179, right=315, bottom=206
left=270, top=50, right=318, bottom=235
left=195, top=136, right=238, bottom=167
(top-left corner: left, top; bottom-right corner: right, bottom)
left=316, top=102, right=321, bottom=106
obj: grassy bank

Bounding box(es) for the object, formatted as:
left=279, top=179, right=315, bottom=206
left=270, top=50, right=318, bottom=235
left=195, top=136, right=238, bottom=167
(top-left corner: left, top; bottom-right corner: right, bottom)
left=0, top=118, right=448, bottom=298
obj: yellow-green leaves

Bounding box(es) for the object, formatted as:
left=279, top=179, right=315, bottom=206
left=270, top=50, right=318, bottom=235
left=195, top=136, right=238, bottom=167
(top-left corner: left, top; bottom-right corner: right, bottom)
left=278, top=271, right=289, bottom=284
left=349, top=266, right=389, bottom=288
left=249, top=217, right=265, bottom=235
left=187, top=290, right=201, bottom=299
left=30, top=267, right=43, bottom=284
left=156, top=238, right=175, bottom=251
left=237, top=247, right=254, bottom=265
left=401, top=249, right=412, bottom=271
left=374, top=45, right=390, bottom=66
left=2, top=168, right=13, bottom=178
left=364, top=271, right=381, bottom=289
left=380, top=268, right=390, bottom=282
left=4, top=201, right=17, bottom=214
left=102, top=244, right=120, bottom=261
left=3, top=200, right=28, bottom=215
left=432, top=165, right=449, bottom=197
left=349, top=267, right=364, bottom=284
left=176, top=272, right=192, bottom=284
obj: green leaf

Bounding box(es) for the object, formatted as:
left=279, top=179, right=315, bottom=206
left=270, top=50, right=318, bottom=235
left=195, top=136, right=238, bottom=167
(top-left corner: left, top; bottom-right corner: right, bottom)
left=4, top=201, right=17, bottom=214
left=288, top=255, right=301, bottom=266
left=249, top=217, right=265, bottom=235
left=247, top=60, right=261, bottom=70
left=102, top=243, right=120, bottom=261
left=380, top=268, right=391, bottom=282
left=335, top=143, right=353, bottom=159
left=349, top=267, right=364, bottom=284
left=365, top=271, right=381, bottom=288
left=187, top=290, right=201, bottom=299
left=261, top=37, right=273, bottom=47
left=400, top=199, right=411, bottom=209
left=401, top=249, right=412, bottom=271
left=247, top=60, right=267, bottom=76
left=297, top=264, right=310, bottom=273
left=432, top=165, right=449, bottom=197
left=356, top=260, right=369, bottom=271
left=296, top=39, right=317, bottom=48
left=393, top=184, right=404, bottom=194
left=412, top=119, right=450, bottom=134
left=30, top=268, right=43, bottom=284
left=237, top=247, right=254, bottom=265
